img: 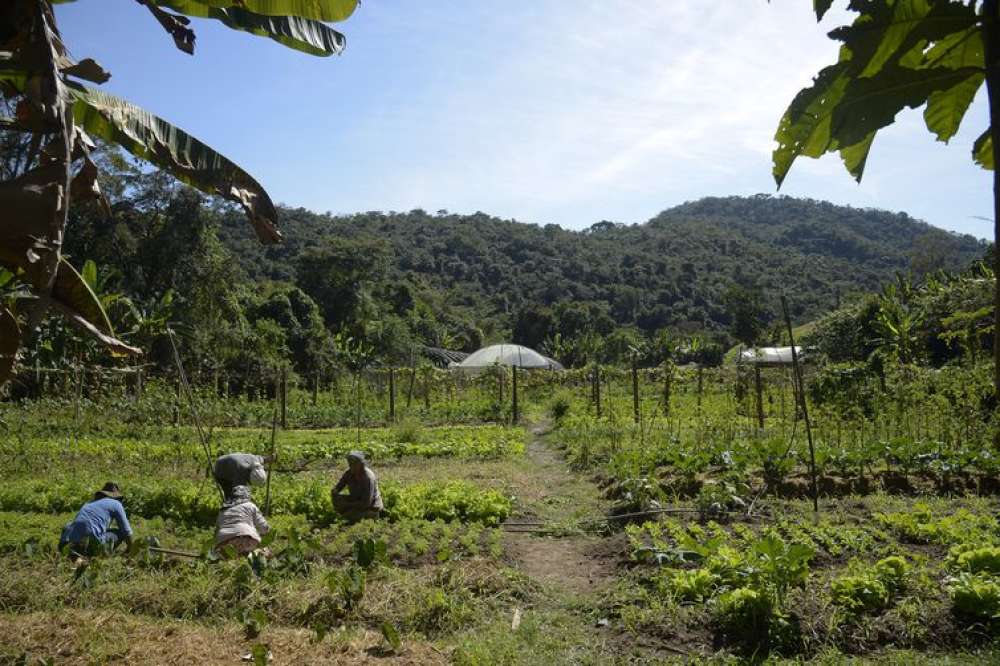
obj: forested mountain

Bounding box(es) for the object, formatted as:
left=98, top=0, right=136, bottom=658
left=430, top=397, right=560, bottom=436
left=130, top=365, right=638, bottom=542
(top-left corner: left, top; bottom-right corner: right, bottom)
left=50, top=171, right=987, bottom=380
left=218, top=194, right=984, bottom=342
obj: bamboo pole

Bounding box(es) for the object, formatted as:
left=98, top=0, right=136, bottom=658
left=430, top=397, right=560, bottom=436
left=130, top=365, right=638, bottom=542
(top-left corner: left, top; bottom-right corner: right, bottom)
left=781, top=294, right=818, bottom=513
left=264, top=407, right=278, bottom=516
left=511, top=365, right=519, bottom=424
left=754, top=366, right=765, bottom=429
left=280, top=368, right=287, bottom=429
left=166, top=328, right=221, bottom=500
left=631, top=358, right=640, bottom=425
left=594, top=365, right=602, bottom=418
left=388, top=367, right=396, bottom=423
left=406, top=365, right=416, bottom=408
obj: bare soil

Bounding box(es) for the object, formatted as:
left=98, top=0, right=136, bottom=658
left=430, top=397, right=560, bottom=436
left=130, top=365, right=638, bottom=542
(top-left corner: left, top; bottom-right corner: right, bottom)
left=503, top=419, right=621, bottom=596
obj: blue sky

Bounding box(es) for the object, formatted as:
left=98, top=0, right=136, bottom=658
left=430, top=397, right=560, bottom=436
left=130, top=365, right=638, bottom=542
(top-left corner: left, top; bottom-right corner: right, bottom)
left=56, top=1, right=993, bottom=239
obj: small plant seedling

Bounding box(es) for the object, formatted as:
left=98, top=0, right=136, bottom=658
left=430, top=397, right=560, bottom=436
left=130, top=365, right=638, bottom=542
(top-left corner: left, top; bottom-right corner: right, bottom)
left=380, top=622, right=402, bottom=653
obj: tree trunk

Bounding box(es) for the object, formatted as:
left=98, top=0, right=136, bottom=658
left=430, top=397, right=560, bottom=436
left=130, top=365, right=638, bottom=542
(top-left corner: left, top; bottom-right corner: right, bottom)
left=985, top=0, right=1000, bottom=415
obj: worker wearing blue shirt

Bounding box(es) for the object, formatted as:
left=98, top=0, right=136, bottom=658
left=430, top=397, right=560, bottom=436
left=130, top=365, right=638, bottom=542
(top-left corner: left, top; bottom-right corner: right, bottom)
left=59, top=482, right=133, bottom=556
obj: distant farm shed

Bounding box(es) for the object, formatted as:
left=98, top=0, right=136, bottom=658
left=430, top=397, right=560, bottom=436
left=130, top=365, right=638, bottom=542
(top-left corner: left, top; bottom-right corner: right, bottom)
left=737, top=346, right=807, bottom=367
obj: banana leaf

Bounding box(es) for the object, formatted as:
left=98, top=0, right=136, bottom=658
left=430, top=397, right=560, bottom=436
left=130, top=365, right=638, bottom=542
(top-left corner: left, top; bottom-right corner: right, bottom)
left=66, top=82, right=281, bottom=243
left=149, top=0, right=347, bottom=56
left=171, top=0, right=358, bottom=22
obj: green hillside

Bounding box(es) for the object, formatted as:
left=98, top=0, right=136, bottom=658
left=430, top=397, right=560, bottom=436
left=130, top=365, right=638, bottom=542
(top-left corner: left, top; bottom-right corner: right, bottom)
left=218, top=194, right=985, bottom=339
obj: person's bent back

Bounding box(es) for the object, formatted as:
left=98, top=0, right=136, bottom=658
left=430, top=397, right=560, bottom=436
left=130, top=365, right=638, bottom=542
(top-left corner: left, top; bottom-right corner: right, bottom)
left=59, top=482, right=133, bottom=556
left=214, top=485, right=269, bottom=556
left=213, top=452, right=269, bottom=499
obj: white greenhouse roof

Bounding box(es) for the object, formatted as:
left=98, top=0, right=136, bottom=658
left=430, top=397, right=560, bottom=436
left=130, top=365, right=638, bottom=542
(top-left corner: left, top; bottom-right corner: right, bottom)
left=738, top=346, right=805, bottom=366
left=452, top=344, right=563, bottom=370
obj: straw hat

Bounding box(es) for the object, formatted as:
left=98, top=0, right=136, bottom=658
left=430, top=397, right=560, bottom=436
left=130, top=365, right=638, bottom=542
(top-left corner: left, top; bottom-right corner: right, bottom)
left=95, top=482, right=124, bottom=500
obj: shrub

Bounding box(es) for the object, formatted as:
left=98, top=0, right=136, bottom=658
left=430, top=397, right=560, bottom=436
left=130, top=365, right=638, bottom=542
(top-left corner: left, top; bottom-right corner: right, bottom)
left=390, top=418, right=424, bottom=445
left=548, top=392, right=572, bottom=422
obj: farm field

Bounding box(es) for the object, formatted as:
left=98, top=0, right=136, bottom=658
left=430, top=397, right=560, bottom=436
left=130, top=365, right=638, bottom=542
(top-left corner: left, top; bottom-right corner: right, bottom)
left=6, top=0, right=1000, bottom=664
left=2, top=365, right=1000, bottom=665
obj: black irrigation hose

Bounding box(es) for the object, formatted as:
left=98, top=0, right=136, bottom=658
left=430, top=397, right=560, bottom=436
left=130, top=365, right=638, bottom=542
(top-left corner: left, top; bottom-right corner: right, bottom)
left=500, top=506, right=760, bottom=533
left=147, top=546, right=202, bottom=559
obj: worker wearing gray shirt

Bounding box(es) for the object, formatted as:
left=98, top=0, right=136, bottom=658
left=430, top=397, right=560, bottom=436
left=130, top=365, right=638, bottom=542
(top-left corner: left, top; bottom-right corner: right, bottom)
left=330, top=451, right=383, bottom=523
left=212, top=453, right=271, bottom=498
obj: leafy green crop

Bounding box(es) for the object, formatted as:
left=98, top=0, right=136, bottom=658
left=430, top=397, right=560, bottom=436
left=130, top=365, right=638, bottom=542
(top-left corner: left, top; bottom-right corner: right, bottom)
left=949, top=573, right=1000, bottom=621
left=830, top=556, right=908, bottom=614
left=0, top=476, right=511, bottom=527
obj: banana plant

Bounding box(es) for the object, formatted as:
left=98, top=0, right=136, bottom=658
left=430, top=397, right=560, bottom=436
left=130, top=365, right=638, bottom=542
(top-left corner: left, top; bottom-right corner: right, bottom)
left=0, top=0, right=358, bottom=386
left=774, top=0, right=1000, bottom=398
left=874, top=281, right=923, bottom=365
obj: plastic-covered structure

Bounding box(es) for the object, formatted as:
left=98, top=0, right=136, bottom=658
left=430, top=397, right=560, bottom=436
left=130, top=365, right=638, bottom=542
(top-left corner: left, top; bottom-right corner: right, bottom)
left=737, top=346, right=806, bottom=367
left=452, top=344, right=563, bottom=370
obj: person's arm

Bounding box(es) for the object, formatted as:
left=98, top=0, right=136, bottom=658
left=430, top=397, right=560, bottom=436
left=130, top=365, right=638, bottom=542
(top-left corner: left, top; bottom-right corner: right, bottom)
left=332, top=471, right=349, bottom=495
left=112, top=502, right=134, bottom=546
left=364, top=470, right=378, bottom=508
left=252, top=504, right=270, bottom=536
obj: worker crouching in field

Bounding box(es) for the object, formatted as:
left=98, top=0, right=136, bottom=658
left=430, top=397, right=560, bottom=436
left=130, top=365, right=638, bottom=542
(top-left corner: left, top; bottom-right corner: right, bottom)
left=331, top=451, right=383, bottom=523
left=58, top=482, right=133, bottom=556
left=214, top=485, right=270, bottom=556
left=212, top=452, right=271, bottom=499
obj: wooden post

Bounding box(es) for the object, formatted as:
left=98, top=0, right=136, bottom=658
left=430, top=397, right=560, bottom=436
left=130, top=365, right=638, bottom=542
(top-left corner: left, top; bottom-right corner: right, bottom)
left=174, top=375, right=181, bottom=426
left=406, top=366, right=416, bottom=408
left=594, top=365, right=602, bottom=418
left=423, top=369, right=431, bottom=411
left=511, top=366, right=519, bottom=424
left=75, top=363, right=84, bottom=422
left=697, top=366, right=703, bottom=408
left=782, top=293, right=818, bottom=514
left=631, top=358, right=640, bottom=425
left=754, top=366, right=765, bottom=429
left=388, top=367, right=396, bottom=423
left=662, top=361, right=672, bottom=417
left=280, top=368, right=288, bottom=429
left=591, top=365, right=597, bottom=411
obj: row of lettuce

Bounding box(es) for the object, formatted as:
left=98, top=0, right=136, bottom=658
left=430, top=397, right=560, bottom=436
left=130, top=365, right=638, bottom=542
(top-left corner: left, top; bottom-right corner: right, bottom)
left=0, top=476, right=512, bottom=526
left=9, top=424, right=526, bottom=467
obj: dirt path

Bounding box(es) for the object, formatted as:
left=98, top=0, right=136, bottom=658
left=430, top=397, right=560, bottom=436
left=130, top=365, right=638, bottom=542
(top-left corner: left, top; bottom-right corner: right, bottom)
left=504, top=420, right=620, bottom=596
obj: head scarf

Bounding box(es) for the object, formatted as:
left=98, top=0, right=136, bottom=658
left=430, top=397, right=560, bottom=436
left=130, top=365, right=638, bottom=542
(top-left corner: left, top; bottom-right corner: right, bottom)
left=347, top=451, right=367, bottom=466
